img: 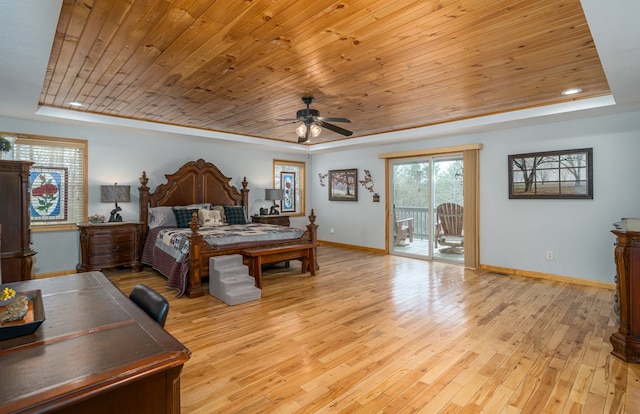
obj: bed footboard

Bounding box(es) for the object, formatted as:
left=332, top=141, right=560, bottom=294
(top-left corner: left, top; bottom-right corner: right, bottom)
left=185, top=210, right=318, bottom=298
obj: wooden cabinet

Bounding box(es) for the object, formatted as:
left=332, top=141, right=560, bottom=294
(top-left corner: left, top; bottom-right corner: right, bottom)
left=251, top=214, right=290, bottom=226
left=611, top=223, right=640, bottom=363
left=77, top=222, right=143, bottom=272
left=0, top=160, right=36, bottom=282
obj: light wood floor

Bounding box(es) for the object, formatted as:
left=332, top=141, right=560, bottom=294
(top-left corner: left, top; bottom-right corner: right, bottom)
left=107, top=245, right=640, bottom=413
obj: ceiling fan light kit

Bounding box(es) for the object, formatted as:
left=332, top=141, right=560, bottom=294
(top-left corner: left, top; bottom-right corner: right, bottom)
left=296, top=123, right=322, bottom=140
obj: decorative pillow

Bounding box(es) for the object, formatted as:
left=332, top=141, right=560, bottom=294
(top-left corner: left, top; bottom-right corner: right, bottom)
left=223, top=205, right=246, bottom=225
left=199, top=208, right=223, bottom=226
left=148, top=206, right=177, bottom=228
left=173, top=208, right=198, bottom=228
left=211, top=205, right=226, bottom=223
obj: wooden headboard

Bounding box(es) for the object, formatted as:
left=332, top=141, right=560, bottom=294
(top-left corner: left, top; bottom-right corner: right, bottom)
left=138, top=159, right=249, bottom=239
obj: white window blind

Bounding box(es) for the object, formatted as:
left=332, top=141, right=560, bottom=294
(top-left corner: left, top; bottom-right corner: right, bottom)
left=12, top=135, right=87, bottom=231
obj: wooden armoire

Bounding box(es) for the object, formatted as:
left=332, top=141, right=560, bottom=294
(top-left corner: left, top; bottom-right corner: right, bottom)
left=0, top=160, right=37, bottom=282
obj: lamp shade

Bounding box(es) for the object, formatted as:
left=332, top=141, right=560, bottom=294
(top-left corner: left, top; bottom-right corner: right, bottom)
left=100, top=184, right=131, bottom=203
left=264, top=188, right=284, bottom=201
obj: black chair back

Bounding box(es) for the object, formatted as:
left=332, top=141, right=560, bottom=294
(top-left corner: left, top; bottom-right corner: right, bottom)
left=129, top=284, right=169, bottom=327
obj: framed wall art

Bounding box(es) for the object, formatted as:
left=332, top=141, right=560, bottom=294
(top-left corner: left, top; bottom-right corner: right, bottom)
left=279, top=171, right=296, bottom=213
left=508, top=148, right=593, bottom=199
left=329, top=168, right=358, bottom=201
left=29, top=166, right=69, bottom=221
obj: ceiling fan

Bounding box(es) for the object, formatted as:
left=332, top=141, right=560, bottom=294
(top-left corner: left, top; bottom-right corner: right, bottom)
left=278, top=97, right=353, bottom=143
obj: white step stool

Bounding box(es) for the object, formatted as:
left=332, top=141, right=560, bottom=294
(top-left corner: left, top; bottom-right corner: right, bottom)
left=209, top=255, right=261, bottom=305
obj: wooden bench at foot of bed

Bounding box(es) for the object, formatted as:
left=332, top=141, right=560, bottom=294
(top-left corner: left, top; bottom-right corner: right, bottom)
left=241, top=243, right=319, bottom=288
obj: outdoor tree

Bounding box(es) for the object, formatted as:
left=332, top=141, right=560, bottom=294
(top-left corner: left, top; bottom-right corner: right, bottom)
left=434, top=160, right=463, bottom=206
left=392, top=160, right=463, bottom=207
left=393, top=163, right=429, bottom=207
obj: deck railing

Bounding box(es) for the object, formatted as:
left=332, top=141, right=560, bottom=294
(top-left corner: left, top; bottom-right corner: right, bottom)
left=395, top=206, right=433, bottom=240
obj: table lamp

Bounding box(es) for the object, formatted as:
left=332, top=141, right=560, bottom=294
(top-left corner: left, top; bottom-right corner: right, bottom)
left=101, top=183, right=131, bottom=222
left=264, top=189, right=284, bottom=215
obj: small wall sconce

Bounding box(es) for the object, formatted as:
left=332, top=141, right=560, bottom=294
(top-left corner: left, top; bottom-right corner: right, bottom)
left=100, top=183, right=131, bottom=222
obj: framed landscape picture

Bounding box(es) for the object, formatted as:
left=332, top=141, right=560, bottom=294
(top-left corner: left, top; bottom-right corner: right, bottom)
left=329, top=168, right=358, bottom=201
left=508, top=148, right=593, bottom=199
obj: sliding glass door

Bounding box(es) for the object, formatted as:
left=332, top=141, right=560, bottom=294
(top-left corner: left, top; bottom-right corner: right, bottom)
left=390, top=159, right=431, bottom=259
left=390, top=154, right=464, bottom=264
left=432, top=155, right=464, bottom=264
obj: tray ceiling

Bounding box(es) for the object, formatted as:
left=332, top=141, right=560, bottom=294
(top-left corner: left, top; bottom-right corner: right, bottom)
left=39, top=0, right=610, bottom=146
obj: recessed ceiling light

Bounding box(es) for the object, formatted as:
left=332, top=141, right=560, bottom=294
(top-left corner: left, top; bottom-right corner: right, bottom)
left=561, top=88, right=582, bottom=96
left=68, top=102, right=84, bottom=108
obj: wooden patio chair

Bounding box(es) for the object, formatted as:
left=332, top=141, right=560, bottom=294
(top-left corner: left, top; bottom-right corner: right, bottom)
left=394, top=206, right=414, bottom=246
left=436, top=203, right=464, bottom=253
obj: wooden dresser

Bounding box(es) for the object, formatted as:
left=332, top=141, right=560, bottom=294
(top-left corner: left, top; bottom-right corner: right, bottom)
left=77, top=222, right=143, bottom=272
left=611, top=221, right=640, bottom=363
left=0, top=160, right=36, bottom=282
left=251, top=214, right=290, bottom=226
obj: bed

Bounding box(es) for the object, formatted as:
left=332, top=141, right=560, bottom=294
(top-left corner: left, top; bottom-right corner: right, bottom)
left=139, top=159, right=318, bottom=298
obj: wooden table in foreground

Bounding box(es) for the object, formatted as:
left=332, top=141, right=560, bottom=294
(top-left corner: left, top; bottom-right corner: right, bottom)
left=0, top=272, right=191, bottom=413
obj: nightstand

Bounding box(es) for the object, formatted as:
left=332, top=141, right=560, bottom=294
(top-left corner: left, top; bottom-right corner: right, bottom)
left=251, top=214, right=290, bottom=226
left=77, top=222, right=143, bottom=272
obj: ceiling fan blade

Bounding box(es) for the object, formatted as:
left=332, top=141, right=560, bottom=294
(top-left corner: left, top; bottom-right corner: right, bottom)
left=318, top=120, right=353, bottom=136
left=276, top=118, right=299, bottom=122
left=259, top=122, right=298, bottom=134
left=317, top=116, right=351, bottom=123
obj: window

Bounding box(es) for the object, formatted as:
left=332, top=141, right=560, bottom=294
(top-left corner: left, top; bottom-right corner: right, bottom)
left=273, top=159, right=305, bottom=217
left=10, top=133, right=88, bottom=231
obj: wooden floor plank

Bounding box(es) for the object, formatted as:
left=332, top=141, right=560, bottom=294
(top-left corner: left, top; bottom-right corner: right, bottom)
left=103, top=245, right=639, bottom=413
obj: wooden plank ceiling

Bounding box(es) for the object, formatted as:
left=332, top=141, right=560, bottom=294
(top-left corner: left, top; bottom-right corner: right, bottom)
left=40, top=0, right=610, bottom=146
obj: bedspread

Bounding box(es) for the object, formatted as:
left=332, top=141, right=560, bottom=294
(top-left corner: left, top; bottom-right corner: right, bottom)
left=142, top=223, right=305, bottom=296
